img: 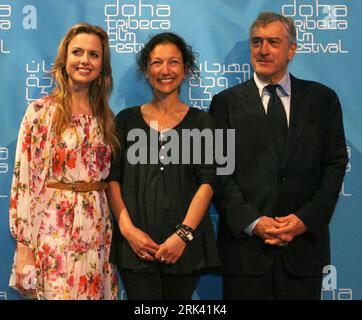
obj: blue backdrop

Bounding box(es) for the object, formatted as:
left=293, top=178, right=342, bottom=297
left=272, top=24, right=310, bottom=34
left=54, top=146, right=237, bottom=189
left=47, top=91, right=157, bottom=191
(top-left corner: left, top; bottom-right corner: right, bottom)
left=0, top=0, right=360, bottom=300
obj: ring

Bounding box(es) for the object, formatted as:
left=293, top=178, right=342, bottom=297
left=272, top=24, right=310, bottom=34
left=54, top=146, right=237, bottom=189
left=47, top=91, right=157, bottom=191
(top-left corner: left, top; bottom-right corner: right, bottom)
left=161, top=256, right=165, bottom=262
left=141, top=254, right=147, bottom=259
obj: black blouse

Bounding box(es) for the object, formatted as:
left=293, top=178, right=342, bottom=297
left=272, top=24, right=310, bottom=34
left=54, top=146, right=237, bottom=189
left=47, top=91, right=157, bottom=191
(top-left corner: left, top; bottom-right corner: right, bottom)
left=108, top=106, right=220, bottom=274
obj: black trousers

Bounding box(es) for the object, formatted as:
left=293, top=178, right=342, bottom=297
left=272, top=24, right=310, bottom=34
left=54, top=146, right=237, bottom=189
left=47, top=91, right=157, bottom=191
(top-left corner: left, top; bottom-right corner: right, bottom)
left=119, top=267, right=200, bottom=300
left=223, top=255, right=322, bottom=300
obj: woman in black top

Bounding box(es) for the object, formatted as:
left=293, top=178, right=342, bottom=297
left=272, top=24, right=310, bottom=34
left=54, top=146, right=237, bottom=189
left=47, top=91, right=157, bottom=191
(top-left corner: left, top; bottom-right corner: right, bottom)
left=107, top=32, right=219, bottom=300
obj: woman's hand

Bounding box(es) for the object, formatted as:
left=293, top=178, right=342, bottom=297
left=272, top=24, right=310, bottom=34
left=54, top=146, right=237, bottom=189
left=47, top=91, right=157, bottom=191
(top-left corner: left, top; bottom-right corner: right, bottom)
left=122, top=225, right=160, bottom=261
left=155, top=233, right=186, bottom=264
left=15, top=242, right=37, bottom=298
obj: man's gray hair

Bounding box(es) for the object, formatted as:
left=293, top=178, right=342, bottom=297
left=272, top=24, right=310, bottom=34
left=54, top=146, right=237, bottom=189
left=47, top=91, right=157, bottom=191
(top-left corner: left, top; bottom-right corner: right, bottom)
left=249, top=12, right=296, bottom=45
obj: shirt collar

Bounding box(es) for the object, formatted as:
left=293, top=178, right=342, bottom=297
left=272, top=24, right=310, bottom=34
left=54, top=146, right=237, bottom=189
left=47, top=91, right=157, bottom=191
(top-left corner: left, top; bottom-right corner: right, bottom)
left=253, top=71, right=291, bottom=97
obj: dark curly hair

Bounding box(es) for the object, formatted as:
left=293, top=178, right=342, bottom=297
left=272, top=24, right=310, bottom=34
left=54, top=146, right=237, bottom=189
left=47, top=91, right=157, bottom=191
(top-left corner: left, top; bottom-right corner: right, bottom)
left=137, top=32, right=199, bottom=78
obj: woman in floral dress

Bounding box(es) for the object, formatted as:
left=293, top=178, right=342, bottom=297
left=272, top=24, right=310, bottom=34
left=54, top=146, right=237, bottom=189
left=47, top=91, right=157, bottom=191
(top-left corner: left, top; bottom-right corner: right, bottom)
left=9, top=23, right=119, bottom=300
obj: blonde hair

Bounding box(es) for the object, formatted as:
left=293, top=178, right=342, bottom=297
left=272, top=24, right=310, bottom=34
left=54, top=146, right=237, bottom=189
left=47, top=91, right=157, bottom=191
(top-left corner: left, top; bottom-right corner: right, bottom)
left=50, top=22, right=119, bottom=155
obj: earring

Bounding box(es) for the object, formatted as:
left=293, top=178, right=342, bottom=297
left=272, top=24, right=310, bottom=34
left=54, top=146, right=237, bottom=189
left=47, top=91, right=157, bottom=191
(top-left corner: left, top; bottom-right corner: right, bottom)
left=97, top=76, right=102, bottom=86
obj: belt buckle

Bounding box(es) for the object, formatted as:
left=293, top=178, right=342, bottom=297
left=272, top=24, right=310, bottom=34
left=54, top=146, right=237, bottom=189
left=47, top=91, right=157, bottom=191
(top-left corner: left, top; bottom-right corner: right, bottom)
left=72, top=182, right=77, bottom=191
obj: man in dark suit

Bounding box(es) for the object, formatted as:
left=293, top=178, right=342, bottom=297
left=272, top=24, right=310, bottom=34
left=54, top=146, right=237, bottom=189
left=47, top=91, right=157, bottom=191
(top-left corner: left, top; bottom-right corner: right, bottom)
left=209, top=12, right=348, bottom=299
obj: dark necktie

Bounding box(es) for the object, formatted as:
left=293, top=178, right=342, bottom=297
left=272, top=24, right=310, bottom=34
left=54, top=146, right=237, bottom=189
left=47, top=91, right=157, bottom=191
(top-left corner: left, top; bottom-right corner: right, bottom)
left=266, top=84, right=288, bottom=159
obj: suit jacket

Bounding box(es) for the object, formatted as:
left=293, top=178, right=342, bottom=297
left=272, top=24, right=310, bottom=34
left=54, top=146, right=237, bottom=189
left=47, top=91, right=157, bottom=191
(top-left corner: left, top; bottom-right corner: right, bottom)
left=209, top=75, right=348, bottom=276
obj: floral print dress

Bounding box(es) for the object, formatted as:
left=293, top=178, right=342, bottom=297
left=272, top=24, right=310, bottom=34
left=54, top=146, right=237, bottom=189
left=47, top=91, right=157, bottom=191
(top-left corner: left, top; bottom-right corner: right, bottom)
left=9, top=97, right=118, bottom=300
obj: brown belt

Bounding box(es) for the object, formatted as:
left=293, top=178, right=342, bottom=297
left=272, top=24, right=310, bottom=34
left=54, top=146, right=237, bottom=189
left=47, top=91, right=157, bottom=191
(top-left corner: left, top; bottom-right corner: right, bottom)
left=47, top=181, right=108, bottom=192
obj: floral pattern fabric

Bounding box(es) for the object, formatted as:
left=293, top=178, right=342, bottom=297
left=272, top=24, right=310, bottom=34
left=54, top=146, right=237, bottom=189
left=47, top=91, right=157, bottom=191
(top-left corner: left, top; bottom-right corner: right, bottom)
left=9, top=97, right=118, bottom=300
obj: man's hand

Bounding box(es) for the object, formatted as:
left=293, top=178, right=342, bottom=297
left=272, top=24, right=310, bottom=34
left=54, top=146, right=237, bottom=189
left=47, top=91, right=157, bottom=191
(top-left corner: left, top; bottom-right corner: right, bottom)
left=265, top=214, right=307, bottom=244
left=253, top=216, right=289, bottom=246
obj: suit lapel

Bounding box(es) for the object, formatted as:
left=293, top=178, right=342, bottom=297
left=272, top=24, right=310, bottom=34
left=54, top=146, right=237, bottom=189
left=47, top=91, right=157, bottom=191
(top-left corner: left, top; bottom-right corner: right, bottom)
left=242, top=78, right=281, bottom=165
left=283, top=75, right=310, bottom=167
